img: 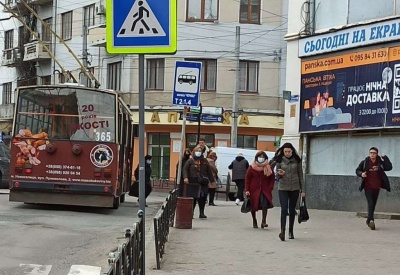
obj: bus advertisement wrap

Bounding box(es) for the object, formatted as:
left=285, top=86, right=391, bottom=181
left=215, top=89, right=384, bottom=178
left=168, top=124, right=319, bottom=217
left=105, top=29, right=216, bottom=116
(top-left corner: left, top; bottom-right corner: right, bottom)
left=299, top=46, right=400, bottom=132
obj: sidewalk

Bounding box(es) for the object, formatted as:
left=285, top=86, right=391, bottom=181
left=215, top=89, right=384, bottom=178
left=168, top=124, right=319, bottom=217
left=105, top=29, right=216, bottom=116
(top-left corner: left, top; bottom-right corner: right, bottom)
left=146, top=198, right=400, bottom=275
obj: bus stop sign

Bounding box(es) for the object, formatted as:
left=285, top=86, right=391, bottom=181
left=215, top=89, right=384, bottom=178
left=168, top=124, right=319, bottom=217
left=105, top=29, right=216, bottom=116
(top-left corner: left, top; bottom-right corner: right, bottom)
left=172, top=61, right=202, bottom=107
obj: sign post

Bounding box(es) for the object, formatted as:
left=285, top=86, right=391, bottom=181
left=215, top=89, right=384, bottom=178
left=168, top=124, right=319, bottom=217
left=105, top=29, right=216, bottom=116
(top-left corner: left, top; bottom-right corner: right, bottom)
left=106, top=0, right=177, bottom=272
left=173, top=61, right=202, bottom=229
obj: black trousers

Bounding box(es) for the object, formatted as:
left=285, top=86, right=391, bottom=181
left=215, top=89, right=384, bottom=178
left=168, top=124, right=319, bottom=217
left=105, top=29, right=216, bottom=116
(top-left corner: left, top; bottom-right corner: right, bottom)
left=234, top=179, right=245, bottom=201
left=365, top=189, right=380, bottom=222
left=193, top=197, right=206, bottom=214
left=279, top=190, right=299, bottom=232
left=208, top=188, right=216, bottom=204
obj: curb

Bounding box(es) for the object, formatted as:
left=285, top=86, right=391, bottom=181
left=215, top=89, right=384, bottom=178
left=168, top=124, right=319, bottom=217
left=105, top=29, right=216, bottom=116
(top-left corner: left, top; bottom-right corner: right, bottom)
left=356, top=212, right=400, bottom=220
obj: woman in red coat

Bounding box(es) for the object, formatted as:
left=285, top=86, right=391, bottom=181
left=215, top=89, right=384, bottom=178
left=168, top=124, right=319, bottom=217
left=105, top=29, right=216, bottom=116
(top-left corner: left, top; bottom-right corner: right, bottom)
left=245, top=151, right=275, bottom=229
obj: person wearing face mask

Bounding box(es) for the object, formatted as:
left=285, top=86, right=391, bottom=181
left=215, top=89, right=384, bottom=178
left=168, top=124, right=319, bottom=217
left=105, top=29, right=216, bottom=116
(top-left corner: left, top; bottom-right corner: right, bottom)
left=176, top=148, right=192, bottom=197
left=183, top=146, right=215, bottom=219
left=244, top=151, right=275, bottom=229
left=134, top=154, right=153, bottom=206
left=274, top=143, right=305, bottom=241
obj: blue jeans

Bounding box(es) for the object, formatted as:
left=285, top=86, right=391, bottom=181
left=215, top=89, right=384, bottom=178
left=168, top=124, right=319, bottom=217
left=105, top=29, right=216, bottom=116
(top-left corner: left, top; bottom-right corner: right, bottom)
left=279, top=190, right=299, bottom=231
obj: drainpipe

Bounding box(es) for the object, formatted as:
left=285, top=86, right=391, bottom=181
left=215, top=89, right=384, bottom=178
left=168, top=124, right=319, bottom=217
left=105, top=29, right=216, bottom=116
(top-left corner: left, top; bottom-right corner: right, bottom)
left=52, top=0, right=57, bottom=84
left=301, top=133, right=309, bottom=192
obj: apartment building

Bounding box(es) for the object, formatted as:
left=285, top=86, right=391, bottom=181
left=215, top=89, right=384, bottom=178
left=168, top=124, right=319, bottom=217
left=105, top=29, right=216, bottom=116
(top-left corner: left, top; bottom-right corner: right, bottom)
left=284, top=0, right=400, bottom=211
left=0, top=0, right=287, bottom=180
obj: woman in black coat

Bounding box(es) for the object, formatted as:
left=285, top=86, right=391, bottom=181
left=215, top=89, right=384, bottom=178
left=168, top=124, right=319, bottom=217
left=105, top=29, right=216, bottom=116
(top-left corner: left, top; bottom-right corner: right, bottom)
left=183, top=146, right=215, bottom=219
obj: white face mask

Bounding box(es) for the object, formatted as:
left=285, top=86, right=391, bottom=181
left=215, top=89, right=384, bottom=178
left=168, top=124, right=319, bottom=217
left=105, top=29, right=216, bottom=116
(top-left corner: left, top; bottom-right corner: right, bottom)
left=146, top=160, right=151, bottom=164
left=257, top=157, right=265, bottom=163
left=195, top=152, right=202, bottom=157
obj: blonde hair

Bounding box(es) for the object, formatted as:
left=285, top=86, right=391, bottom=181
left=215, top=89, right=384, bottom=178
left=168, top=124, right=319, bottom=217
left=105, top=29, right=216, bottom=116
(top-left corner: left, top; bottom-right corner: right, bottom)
left=192, top=146, right=202, bottom=155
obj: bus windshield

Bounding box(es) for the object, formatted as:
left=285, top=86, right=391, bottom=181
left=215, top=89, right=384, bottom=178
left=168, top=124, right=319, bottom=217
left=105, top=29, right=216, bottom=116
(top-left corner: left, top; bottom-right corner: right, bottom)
left=14, top=86, right=116, bottom=142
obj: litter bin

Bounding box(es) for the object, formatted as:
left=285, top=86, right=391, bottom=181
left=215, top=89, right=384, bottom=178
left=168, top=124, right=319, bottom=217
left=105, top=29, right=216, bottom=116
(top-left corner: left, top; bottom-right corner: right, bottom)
left=175, top=197, right=193, bottom=229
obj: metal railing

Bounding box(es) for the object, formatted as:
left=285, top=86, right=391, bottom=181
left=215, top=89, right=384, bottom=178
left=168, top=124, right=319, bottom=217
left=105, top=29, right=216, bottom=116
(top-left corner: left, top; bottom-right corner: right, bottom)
left=153, top=188, right=178, bottom=269
left=103, top=211, right=144, bottom=275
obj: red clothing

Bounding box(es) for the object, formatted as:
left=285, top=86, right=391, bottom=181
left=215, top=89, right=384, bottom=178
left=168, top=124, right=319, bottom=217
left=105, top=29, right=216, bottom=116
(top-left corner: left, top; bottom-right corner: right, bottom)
left=245, top=166, right=275, bottom=212
left=365, top=160, right=382, bottom=191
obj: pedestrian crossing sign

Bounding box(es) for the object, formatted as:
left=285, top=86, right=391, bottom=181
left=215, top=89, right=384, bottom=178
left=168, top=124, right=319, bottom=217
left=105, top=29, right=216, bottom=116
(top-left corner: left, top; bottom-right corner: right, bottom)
left=106, top=0, right=177, bottom=54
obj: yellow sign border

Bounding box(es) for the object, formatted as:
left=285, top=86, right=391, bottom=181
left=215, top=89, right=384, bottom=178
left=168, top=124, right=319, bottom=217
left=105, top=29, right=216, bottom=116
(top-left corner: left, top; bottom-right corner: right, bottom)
left=106, top=0, right=177, bottom=54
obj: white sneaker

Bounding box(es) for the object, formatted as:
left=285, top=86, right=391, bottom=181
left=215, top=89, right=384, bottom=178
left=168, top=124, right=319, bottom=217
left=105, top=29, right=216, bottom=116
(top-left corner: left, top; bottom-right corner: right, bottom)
left=235, top=198, right=240, bottom=205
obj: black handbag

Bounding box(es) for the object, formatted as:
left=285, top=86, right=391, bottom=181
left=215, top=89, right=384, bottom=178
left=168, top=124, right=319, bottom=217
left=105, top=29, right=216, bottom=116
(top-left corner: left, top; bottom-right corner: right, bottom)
left=241, top=197, right=252, bottom=213
left=197, top=173, right=210, bottom=186
left=129, top=181, right=139, bottom=197
left=298, top=196, right=310, bottom=223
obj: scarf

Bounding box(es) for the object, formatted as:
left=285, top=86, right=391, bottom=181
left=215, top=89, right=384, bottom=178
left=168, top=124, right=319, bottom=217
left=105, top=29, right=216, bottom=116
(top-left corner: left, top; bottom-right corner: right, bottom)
left=251, top=160, right=273, bottom=177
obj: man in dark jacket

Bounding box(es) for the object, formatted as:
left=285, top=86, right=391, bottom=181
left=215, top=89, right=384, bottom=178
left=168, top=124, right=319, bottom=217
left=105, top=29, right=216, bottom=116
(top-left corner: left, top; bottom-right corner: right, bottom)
left=134, top=155, right=153, bottom=207
left=356, top=147, right=392, bottom=230
left=228, top=153, right=249, bottom=205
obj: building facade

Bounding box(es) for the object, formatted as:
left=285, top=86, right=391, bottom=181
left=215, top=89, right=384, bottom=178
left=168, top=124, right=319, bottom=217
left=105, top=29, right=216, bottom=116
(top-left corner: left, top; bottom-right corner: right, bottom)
left=0, top=0, right=287, bottom=181
left=284, top=0, right=400, bottom=211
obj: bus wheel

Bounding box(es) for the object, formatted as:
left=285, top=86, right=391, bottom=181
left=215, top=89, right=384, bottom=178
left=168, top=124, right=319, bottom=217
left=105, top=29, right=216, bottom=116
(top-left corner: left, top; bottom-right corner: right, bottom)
left=113, top=197, right=120, bottom=209
left=120, top=194, right=126, bottom=203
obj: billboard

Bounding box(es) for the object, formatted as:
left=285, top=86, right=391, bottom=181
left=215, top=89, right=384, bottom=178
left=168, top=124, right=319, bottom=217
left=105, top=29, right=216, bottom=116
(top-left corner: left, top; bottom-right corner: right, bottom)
left=299, top=46, right=400, bottom=133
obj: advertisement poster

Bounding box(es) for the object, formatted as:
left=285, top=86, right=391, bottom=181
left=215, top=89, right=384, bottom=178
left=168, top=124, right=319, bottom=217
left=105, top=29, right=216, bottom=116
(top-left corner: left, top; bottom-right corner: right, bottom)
left=300, top=46, right=400, bottom=132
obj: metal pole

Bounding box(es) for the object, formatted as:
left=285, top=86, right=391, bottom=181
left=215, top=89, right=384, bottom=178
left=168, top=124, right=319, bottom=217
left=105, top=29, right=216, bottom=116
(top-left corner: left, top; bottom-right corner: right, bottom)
left=138, top=54, right=146, bottom=273
left=231, top=26, right=240, bottom=148
left=176, top=107, right=187, bottom=191
left=81, top=23, right=88, bottom=86
left=196, top=103, right=202, bottom=145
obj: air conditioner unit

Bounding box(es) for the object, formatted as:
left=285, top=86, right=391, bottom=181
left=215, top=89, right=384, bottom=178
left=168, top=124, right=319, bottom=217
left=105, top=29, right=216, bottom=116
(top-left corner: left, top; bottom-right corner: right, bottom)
left=95, top=2, right=105, bottom=15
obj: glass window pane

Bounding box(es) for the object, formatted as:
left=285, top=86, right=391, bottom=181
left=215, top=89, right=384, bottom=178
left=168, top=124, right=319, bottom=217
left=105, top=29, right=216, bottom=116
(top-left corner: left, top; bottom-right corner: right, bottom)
left=251, top=0, right=260, bottom=22
left=188, top=0, right=201, bottom=20
left=204, top=0, right=218, bottom=19
left=159, top=133, right=170, bottom=145
left=349, top=0, right=393, bottom=24
left=240, top=0, right=249, bottom=21
left=207, top=60, right=217, bottom=90
left=239, top=62, right=247, bottom=91
left=314, top=0, right=347, bottom=31
left=248, top=62, right=258, bottom=92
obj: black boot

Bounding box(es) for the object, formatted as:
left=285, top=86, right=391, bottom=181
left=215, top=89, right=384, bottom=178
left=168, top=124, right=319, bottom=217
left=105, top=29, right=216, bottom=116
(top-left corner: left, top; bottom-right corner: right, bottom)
left=199, top=211, right=207, bottom=219
left=198, top=198, right=207, bottom=219
left=289, top=214, right=295, bottom=239
left=279, top=230, right=285, bottom=241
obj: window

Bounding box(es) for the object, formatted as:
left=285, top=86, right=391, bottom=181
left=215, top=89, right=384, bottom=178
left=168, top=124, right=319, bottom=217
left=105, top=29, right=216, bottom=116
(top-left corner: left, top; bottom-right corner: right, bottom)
left=187, top=0, right=218, bottom=21
left=239, top=61, right=258, bottom=92
left=186, top=59, right=217, bottom=91
left=186, top=134, right=214, bottom=149
left=18, top=26, right=27, bottom=48
left=240, top=0, right=261, bottom=24
left=148, top=133, right=170, bottom=179
left=2, top=82, right=12, bottom=104
left=61, top=11, right=73, bottom=40
left=146, top=59, right=164, bottom=90
left=41, top=75, right=51, bottom=85
left=237, top=135, right=257, bottom=149
left=84, top=4, right=96, bottom=27
left=42, top=18, right=52, bottom=42
left=107, top=62, right=122, bottom=91
left=4, top=30, right=13, bottom=59
left=15, top=87, right=116, bottom=141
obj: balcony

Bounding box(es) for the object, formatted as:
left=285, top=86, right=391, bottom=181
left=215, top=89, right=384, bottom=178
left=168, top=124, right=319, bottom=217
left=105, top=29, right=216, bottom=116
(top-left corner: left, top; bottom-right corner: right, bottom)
left=3, top=0, right=52, bottom=12
left=23, top=40, right=51, bottom=62
left=1, top=48, right=22, bottom=66
left=0, top=104, right=14, bottom=121
left=88, top=25, right=106, bottom=47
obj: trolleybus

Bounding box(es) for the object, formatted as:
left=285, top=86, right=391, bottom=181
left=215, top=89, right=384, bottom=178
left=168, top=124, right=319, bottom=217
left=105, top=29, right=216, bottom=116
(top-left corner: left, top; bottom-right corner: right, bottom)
left=9, top=84, right=134, bottom=209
